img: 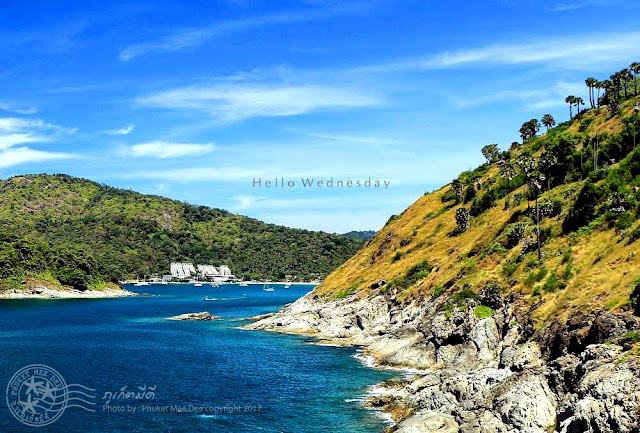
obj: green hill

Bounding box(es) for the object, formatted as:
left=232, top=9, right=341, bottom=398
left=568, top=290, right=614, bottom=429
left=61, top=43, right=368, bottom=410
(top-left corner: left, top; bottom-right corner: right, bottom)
left=0, top=174, right=361, bottom=291
left=318, top=68, right=640, bottom=326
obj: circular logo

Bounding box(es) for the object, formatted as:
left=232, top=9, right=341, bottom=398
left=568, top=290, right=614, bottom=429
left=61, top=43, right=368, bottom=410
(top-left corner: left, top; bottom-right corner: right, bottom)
left=6, top=364, right=68, bottom=427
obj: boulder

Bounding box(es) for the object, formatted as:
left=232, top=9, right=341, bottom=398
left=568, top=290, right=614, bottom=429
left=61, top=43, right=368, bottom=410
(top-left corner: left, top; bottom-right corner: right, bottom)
left=395, top=411, right=459, bottom=433
left=168, top=312, right=220, bottom=321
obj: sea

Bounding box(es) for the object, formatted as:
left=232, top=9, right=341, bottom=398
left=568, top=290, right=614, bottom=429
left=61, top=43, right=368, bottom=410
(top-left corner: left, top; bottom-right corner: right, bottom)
left=0, top=283, right=395, bottom=432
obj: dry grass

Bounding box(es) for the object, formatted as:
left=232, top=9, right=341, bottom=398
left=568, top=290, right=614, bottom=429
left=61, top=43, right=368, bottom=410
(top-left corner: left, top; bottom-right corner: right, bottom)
left=317, top=103, right=640, bottom=325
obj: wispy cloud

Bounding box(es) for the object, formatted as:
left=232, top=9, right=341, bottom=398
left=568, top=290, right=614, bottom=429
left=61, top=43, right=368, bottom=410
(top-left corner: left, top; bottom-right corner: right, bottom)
left=352, top=30, right=640, bottom=73
left=0, top=117, right=77, bottom=149
left=119, top=5, right=363, bottom=61
left=106, top=124, right=135, bottom=135
left=448, top=81, right=587, bottom=110
left=0, top=103, right=38, bottom=115
left=124, top=141, right=215, bottom=159
left=551, top=1, right=610, bottom=12
left=0, top=147, right=81, bottom=168
left=121, top=167, right=258, bottom=182
left=136, top=83, right=379, bottom=122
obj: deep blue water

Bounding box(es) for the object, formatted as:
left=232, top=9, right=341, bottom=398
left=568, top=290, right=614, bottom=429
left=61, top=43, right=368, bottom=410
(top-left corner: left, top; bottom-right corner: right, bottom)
left=0, top=284, right=394, bottom=432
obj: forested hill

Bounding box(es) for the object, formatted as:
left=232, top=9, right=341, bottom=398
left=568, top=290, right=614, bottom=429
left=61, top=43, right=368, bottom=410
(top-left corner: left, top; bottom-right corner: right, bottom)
left=0, top=174, right=361, bottom=290
left=318, top=62, right=640, bottom=324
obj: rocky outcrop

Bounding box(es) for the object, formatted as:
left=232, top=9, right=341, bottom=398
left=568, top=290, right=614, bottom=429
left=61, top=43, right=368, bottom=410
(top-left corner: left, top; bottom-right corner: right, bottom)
left=246, top=290, right=640, bottom=432
left=168, top=311, right=221, bottom=321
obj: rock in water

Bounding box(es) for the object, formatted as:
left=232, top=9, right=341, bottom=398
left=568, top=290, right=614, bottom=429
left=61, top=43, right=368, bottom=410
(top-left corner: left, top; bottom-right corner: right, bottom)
left=168, top=312, right=220, bottom=321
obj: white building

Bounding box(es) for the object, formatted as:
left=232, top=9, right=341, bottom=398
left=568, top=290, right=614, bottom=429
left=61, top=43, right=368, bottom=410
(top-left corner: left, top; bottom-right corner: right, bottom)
left=170, top=262, right=196, bottom=280
left=197, top=265, right=219, bottom=280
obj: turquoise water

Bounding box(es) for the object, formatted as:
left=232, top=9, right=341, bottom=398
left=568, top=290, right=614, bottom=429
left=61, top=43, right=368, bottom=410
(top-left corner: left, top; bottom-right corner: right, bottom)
left=0, top=284, right=394, bottom=432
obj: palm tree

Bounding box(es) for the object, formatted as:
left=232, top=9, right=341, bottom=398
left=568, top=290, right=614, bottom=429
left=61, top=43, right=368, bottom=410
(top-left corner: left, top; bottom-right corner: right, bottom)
left=595, top=80, right=604, bottom=107
left=620, top=69, right=633, bottom=99
left=585, top=78, right=597, bottom=108
left=631, top=62, right=640, bottom=95
left=541, top=114, right=556, bottom=132
left=500, top=162, right=517, bottom=210
left=565, top=95, right=576, bottom=119
left=610, top=73, right=621, bottom=99
left=575, top=97, right=585, bottom=115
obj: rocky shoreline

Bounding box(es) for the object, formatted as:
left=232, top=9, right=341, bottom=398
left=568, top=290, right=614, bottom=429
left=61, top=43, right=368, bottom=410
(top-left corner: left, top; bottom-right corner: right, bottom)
left=0, top=285, right=137, bottom=299
left=244, top=289, right=640, bottom=432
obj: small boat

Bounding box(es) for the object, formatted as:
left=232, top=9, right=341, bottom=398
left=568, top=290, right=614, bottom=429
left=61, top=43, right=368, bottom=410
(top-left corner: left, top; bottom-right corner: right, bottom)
left=202, top=297, right=215, bottom=301
left=284, top=283, right=291, bottom=289
left=134, top=281, right=150, bottom=287
left=263, top=284, right=275, bottom=292
left=194, top=283, right=203, bottom=287
left=239, top=282, right=249, bottom=287
left=211, top=282, right=220, bottom=287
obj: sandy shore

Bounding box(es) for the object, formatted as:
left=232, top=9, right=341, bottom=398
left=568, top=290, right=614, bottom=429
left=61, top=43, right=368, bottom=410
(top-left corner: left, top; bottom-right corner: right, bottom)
left=0, top=286, right=138, bottom=299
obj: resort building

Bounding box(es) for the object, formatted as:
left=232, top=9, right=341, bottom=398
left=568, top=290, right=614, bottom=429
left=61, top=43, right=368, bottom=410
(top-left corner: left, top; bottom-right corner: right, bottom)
left=170, top=262, right=235, bottom=282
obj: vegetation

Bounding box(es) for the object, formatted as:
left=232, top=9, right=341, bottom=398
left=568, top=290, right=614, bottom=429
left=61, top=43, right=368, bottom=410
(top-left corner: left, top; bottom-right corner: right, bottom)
left=317, top=61, right=640, bottom=325
left=0, top=175, right=362, bottom=290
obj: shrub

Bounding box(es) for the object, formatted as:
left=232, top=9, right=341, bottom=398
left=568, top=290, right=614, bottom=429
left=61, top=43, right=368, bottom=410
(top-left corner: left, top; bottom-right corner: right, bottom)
left=474, top=305, right=494, bottom=318
left=542, top=273, right=561, bottom=293
left=432, top=285, right=446, bottom=299
left=505, top=222, right=528, bottom=248
left=455, top=208, right=471, bottom=232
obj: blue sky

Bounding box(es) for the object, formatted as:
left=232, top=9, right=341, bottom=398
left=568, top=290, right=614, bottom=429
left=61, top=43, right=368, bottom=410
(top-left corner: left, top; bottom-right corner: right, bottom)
left=1, top=0, right=639, bottom=232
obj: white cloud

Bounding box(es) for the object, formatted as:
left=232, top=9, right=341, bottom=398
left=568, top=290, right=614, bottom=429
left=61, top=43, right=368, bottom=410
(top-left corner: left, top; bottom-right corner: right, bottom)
left=0, top=133, right=49, bottom=149
left=0, top=147, right=80, bottom=168
left=0, top=103, right=38, bottom=115
left=351, top=31, right=640, bottom=73
left=119, top=6, right=365, bottom=61
left=126, top=141, right=215, bottom=159
left=0, top=116, right=76, bottom=149
left=136, top=84, right=379, bottom=121
left=107, top=124, right=135, bottom=136
left=122, top=167, right=257, bottom=181
left=448, top=81, right=588, bottom=110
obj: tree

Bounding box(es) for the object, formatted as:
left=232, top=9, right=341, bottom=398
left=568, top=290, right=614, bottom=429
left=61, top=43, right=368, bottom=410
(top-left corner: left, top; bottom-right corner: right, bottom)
left=451, top=178, right=464, bottom=204
left=630, top=62, right=640, bottom=95
left=481, top=144, right=500, bottom=164
left=541, top=114, right=556, bottom=132
left=519, top=119, right=540, bottom=142
left=595, top=80, right=605, bottom=107
left=516, top=155, right=544, bottom=259
left=586, top=78, right=597, bottom=108
left=455, top=208, right=470, bottom=233
left=500, top=162, right=517, bottom=210
left=620, top=69, right=633, bottom=99
left=565, top=95, right=576, bottom=119
left=610, top=73, right=621, bottom=99
left=575, top=97, right=585, bottom=115
left=539, top=151, right=558, bottom=192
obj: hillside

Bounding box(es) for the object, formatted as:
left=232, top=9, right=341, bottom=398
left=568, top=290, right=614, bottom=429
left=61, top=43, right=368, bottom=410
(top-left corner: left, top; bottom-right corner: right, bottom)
left=319, top=97, right=640, bottom=325
left=341, top=230, right=376, bottom=241
left=248, top=65, right=640, bottom=432
left=0, top=174, right=361, bottom=290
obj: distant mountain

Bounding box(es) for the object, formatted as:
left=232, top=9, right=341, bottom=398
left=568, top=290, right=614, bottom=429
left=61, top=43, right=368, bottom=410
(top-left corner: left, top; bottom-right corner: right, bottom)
left=0, top=174, right=362, bottom=290
left=340, top=230, right=376, bottom=241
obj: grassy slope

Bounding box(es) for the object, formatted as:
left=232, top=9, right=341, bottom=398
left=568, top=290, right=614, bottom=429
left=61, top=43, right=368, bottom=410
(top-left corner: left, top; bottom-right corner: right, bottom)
left=318, top=99, right=640, bottom=325
left=0, top=174, right=361, bottom=288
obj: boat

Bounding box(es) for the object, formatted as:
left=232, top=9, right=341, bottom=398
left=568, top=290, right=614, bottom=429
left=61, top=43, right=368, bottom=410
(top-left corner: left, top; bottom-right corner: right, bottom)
left=211, top=282, right=220, bottom=287
left=239, top=282, right=249, bottom=287
left=284, top=283, right=291, bottom=289
left=134, top=281, right=150, bottom=287
left=263, top=284, right=275, bottom=292
left=194, top=283, right=203, bottom=287
left=202, top=297, right=215, bottom=301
